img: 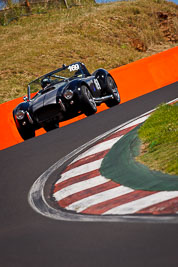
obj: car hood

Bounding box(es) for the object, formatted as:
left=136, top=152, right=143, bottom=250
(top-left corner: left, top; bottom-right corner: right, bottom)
left=30, top=81, right=69, bottom=113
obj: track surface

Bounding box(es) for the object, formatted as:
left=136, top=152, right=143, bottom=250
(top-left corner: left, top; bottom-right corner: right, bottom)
left=0, top=82, right=178, bottom=267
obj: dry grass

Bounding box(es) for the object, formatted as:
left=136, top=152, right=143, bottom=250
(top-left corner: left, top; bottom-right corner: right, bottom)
left=0, top=0, right=177, bottom=103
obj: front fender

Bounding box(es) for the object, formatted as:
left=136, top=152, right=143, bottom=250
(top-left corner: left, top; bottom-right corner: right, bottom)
left=67, top=80, right=90, bottom=96
left=13, top=101, right=32, bottom=128
left=13, top=101, right=30, bottom=114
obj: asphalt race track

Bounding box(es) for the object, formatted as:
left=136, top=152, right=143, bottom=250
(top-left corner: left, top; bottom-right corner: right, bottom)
left=0, top=82, right=178, bottom=267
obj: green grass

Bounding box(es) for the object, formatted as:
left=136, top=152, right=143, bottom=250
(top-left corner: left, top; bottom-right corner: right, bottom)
left=137, top=103, right=178, bottom=175
left=0, top=0, right=177, bottom=103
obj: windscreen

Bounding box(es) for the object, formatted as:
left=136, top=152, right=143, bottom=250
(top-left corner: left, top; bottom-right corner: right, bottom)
left=28, top=63, right=83, bottom=99
left=51, top=63, right=82, bottom=80
left=30, top=78, right=42, bottom=94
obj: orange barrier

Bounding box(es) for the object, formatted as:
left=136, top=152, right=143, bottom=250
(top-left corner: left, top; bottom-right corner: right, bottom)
left=0, top=46, right=178, bottom=150
left=110, top=46, right=178, bottom=103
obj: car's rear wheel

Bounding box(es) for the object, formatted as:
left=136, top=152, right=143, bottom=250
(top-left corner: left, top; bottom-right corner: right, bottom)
left=43, top=123, right=59, bottom=132
left=80, top=85, right=97, bottom=116
left=105, top=75, right=120, bottom=107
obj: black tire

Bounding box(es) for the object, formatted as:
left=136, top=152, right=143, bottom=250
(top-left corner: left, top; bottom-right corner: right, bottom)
left=43, top=123, right=59, bottom=132
left=17, top=126, right=35, bottom=140
left=80, top=85, right=97, bottom=116
left=105, top=75, right=120, bottom=107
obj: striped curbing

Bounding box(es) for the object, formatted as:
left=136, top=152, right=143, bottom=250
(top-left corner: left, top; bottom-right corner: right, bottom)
left=52, top=112, right=178, bottom=216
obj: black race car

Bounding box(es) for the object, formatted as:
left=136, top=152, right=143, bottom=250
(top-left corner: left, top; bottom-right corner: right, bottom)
left=13, top=62, right=120, bottom=140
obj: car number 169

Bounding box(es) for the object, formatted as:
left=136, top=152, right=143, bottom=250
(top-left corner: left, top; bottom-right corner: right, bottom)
left=68, top=64, right=80, bottom=72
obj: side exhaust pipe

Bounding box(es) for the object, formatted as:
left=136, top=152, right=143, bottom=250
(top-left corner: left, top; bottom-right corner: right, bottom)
left=93, top=95, right=114, bottom=104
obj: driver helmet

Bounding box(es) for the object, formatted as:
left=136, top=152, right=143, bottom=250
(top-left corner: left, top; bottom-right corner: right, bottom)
left=41, top=77, right=51, bottom=89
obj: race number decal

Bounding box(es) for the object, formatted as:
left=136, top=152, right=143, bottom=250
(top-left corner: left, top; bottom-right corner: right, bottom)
left=94, top=79, right=101, bottom=90
left=68, top=64, right=79, bottom=72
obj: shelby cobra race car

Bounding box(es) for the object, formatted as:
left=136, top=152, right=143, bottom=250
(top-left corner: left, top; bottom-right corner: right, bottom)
left=13, top=62, right=120, bottom=140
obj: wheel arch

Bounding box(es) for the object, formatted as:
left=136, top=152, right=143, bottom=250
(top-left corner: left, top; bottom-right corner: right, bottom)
left=92, top=68, right=109, bottom=77
left=92, top=68, right=111, bottom=89
left=13, top=102, right=30, bottom=118
left=80, top=81, right=93, bottom=94
left=13, top=102, right=30, bottom=125
left=13, top=101, right=35, bottom=140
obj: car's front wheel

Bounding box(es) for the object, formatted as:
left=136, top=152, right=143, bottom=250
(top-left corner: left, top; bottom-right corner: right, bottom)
left=105, top=75, right=120, bottom=107
left=80, top=85, right=97, bottom=116
left=43, top=123, right=59, bottom=132
left=17, top=126, right=35, bottom=140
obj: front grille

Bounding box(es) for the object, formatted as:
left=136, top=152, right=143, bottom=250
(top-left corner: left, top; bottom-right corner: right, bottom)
left=35, top=105, right=61, bottom=123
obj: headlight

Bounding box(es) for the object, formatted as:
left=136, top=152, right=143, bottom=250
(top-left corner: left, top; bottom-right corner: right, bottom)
left=15, top=110, right=25, bottom=120
left=63, top=90, right=73, bottom=100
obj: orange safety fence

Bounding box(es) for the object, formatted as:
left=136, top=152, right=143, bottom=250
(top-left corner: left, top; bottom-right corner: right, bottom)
left=0, top=46, right=178, bottom=150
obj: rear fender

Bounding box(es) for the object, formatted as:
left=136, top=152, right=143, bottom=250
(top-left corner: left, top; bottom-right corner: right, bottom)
left=92, top=68, right=109, bottom=91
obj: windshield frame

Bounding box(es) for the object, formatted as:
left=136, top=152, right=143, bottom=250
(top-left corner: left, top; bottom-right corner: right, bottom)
left=27, top=62, right=87, bottom=100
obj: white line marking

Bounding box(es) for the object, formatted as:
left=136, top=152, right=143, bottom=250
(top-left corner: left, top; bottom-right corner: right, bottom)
left=119, top=115, right=150, bottom=130
left=67, top=186, right=134, bottom=212
left=71, top=115, right=151, bottom=165
left=53, top=175, right=109, bottom=201
left=104, top=191, right=178, bottom=215
left=71, top=136, right=123, bottom=163
left=55, top=159, right=103, bottom=184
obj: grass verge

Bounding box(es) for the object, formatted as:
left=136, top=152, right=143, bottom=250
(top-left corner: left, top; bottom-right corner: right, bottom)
left=137, top=103, right=178, bottom=175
